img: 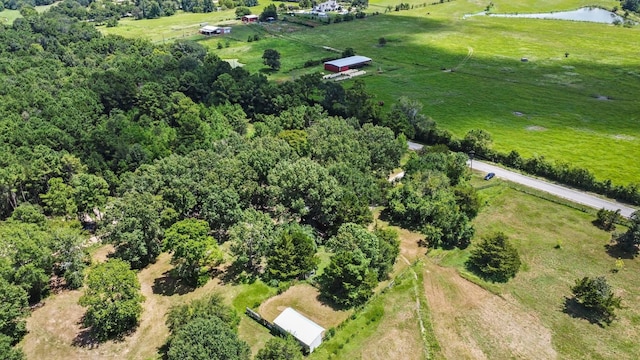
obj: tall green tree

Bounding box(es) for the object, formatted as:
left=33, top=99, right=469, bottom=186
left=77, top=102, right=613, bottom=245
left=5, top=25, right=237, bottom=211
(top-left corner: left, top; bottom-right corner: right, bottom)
left=466, top=232, right=521, bottom=282
left=262, top=49, right=281, bottom=71
left=102, top=191, right=164, bottom=269
left=615, top=210, right=640, bottom=254
left=71, top=173, right=109, bottom=217
left=0, top=278, right=29, bottom=344
left=319, top=250, right=377, bottom=307
left=79, top=259, right=144, bottom=341
left=166, top=293, right=240, bottom=333
left=229, top=209, right=275, bottom=271
left=164, top=219, right=223, bottom=287
left=266, top=224, right=318, bottom=281
left=167, top=317, right=250, bottom=360
left=267, top=158, right=342, bottom=232
left=40, top=177, right=77, bottom=217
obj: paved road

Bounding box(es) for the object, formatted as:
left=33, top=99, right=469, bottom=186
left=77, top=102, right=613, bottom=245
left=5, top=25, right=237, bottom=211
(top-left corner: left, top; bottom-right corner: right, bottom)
left=407, top=141, right=637, bottom=218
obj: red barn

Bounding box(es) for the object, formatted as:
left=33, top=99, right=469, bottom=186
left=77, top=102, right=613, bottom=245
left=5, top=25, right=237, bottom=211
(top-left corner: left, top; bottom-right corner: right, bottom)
left=242, top=14, right=259, bottom=23
left=323, top=56, right=372, bottom=72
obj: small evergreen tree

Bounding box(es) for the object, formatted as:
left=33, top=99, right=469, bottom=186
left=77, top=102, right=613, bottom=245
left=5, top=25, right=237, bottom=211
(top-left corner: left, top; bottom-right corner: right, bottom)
left=571, top=276, right=621, bottom=325
left=466, top=232, right=521, bottom=282
left=266, top=225, right=318, bottom=281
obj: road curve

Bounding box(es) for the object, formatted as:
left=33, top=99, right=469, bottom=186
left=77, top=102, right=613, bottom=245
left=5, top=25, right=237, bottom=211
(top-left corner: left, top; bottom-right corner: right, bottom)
left=407, top=141, right=637, bottom=218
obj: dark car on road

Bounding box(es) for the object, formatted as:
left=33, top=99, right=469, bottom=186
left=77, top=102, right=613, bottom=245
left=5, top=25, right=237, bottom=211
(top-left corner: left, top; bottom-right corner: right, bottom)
left=484, top=172, right=495, bottom=180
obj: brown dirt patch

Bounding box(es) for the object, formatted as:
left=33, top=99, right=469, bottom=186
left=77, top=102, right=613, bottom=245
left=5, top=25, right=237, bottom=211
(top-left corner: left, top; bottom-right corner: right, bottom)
left=22, top=250, right=226, bottom=360
left=423, top=262, right=556, bottom=360
left=257, top=283, right=350, bottom=329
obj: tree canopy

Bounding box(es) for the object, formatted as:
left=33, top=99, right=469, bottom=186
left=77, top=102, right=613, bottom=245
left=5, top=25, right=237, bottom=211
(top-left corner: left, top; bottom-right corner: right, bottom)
left=79, top=259, right=144, bottom=341
left=166, top=317, right=250, bottom=360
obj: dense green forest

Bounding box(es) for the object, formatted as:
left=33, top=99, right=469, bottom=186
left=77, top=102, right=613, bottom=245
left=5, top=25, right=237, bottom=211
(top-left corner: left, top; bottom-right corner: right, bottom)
left=0, top=9, right=480, bottom=357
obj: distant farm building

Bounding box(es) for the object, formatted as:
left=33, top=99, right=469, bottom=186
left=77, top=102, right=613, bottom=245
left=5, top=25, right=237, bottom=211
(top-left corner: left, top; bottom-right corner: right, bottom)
left=199, top=25, right=231, bottom=35
left=273, top=307, right=325, bottom=353
left=313, top=0, right=339, bottom=12
left=324, top=55, right=372, bottom=72
left=242, top=14, right=259, bottom=23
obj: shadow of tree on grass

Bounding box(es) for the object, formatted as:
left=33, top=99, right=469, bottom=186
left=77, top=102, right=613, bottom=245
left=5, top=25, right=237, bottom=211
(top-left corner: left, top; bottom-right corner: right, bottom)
left=562, top=297, right=606, bottom=328
left=152, top=270, right=195, bottom=296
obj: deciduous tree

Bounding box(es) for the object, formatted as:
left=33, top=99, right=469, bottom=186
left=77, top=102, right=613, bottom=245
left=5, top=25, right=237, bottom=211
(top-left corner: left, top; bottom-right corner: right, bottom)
left=255, top=336, right=303, bottom=360
left=262, top=49, right=281, bottom=71
left=79, top=259, right=144, bottom=341
left=167, top=317, right=250, bottom=360
left=164, top=219, right=223, bottom=287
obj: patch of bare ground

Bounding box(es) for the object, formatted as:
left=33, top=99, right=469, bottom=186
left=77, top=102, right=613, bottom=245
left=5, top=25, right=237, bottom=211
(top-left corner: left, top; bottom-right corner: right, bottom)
left=23, top=247, right=226, bottom=360
left=258, top=283, right=350, bottom=329
left=423, top=262, right=556, bottom=360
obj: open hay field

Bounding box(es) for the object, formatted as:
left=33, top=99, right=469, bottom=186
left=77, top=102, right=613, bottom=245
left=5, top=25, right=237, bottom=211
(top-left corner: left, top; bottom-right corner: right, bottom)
left=425, top=176, right=640, bottom=359
left=98, top=0, right=639, bottom=185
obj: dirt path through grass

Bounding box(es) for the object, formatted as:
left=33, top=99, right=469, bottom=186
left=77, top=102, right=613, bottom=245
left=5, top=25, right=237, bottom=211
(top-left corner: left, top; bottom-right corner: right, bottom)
left=422, top=262, right=557, bottom=360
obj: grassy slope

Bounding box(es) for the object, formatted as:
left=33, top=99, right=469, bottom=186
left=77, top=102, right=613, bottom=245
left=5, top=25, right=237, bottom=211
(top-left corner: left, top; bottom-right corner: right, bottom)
left=430, top=174, right=640, bottom=359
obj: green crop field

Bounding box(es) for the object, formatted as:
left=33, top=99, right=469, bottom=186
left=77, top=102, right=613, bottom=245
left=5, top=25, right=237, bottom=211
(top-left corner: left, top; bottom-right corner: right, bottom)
left=98, top=0, right=640, bottom=185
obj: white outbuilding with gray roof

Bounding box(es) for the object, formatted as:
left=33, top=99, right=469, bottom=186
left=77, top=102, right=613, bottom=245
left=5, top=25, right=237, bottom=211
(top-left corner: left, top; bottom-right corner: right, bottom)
left=273, top=307, right=325, bottom=353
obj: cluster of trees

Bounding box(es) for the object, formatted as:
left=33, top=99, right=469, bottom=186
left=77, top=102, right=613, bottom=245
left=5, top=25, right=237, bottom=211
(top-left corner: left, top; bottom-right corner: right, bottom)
left=0, top=10, right=411, bottom=352
left=386, top=147, right=479, bottom=249
left=45, top=0, right=260, bottom=24
left=0, top=208, right=89, bottom=355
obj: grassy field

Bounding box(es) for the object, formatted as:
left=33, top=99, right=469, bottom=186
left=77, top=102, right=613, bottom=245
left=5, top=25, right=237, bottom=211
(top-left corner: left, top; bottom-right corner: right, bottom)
left=424, top=174, right=640, bottom=359
left=97, top=0, right=640, bottom=185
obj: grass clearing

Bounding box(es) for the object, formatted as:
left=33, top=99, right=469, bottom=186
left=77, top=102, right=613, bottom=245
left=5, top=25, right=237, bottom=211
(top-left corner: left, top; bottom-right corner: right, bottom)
left=258, top=283, right=351, bottom=329
left=423, top=179, right=640, bottom=359
left=310, top=264, right=429, bottom=360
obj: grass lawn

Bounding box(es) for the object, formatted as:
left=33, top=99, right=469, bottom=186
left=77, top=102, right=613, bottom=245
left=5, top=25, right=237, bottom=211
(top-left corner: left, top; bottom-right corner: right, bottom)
left=426, top=177, right=640, bottom=359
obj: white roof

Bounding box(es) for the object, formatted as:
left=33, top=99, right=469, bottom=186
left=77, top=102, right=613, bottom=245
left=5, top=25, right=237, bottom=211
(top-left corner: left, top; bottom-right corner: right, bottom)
left=243, top=14, right=259, bottom=18
left=200, top=25, right=219, bottom=31
left=273, top=307, right=325, bottom=346
left=324, top=55, right=372, bottom=68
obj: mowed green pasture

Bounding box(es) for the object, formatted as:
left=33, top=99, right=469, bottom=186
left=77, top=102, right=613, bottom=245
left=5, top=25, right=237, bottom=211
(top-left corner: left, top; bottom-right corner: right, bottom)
left=430, top=176, right=640, bottom=359
left=96, top=0, right=640, bottom=184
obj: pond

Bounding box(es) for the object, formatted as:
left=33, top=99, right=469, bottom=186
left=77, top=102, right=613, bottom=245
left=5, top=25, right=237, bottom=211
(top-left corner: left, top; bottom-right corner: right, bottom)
left=464, top=7, right=625, bottom=24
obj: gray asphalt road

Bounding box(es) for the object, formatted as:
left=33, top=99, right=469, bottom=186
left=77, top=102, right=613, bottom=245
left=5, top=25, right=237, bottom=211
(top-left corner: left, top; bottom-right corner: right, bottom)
left=406, top=141, right=637, bottom=218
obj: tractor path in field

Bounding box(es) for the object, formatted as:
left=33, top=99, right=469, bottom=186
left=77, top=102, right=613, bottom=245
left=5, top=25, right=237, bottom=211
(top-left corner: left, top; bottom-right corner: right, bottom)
left=406, top=141, right=637, bottom=218
left=422, top=262, right=557, bottom=360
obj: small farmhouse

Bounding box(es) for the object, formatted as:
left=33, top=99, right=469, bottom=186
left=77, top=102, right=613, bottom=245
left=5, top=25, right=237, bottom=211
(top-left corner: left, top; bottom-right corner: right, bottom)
left=324, top=55, right=372, bottom=72
left=313, top=0, right=339, bottom=12
left=199, top=26, right=232, bottom=35
left=242, top=14, right=259, bottom=23
left=273, top=307, right=325, bottom=353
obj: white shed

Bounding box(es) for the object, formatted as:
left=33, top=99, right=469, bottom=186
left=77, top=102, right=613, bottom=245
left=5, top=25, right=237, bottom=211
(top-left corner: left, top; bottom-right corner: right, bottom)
left=273, top=307, right=325, bottom=353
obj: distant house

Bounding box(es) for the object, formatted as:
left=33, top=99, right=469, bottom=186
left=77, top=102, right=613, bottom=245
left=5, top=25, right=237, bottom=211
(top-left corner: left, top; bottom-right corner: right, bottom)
left=242, top=14, right=259, bottom=23
left=324, top=55, right=372, bottom=72
left=273, top=308, right=325, bottom=353
left=199, top=25, right=232, bottom=35
left=313, top=0, right=339, bottom=12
